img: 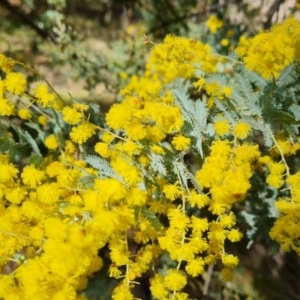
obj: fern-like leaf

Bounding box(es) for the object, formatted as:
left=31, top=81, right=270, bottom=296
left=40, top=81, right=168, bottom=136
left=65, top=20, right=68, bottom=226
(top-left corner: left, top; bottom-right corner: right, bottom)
left=85, top=155, right=115, bottom=178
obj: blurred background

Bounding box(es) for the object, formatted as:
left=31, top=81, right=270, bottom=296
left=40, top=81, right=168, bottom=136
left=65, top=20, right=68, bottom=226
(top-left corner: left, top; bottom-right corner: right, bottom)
left=0, top=1, right=299, bottom=299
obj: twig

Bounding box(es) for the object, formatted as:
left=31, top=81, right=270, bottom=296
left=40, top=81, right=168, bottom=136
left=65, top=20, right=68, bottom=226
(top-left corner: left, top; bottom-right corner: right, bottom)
left=0, top=0, right=57, bottom=43
left=148, top=0, right=238, bottom=34
left=203, top=264, right=214, bottom=296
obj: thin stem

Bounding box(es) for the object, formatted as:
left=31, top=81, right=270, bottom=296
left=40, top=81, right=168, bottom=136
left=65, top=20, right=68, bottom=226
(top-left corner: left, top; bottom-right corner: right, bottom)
left=13, top=60, right=64, bottom=103
left=203, top=264, right=214, bottom=296
left=171, top=163, right=187, bottom=300
left=213, top=54, right=243, bottom=65
left=264, top=123, right=294, bottom=207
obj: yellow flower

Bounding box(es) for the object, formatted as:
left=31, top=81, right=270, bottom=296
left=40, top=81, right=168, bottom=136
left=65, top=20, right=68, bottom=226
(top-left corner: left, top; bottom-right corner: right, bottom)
left=108, top=264, right=122, bottom=278
left=126, top=187, right=147, bottom=206
left=0, top=53, right=14, bottom=73
left=37, top=183, right=61, bottom=204
left=150, top=274, right=168, bottom=299
left=206, top=15, right=224, bottom=34
left=95, top=142, right=110, bottom=158
left=62, top=106, right=83, bottom=125
left=44, top=134, right=59, bottom=150
left=222, top=254, right=239, bottom=268
left=0, top=98, right=14, bottom=116
left=227, top=229, right=243, bottom=242
left=38, top=115, right=48, bottom=126
left=163, top=184, right=182, bottom=201
left=164, top=269, right=187, bottom=291
left=112, top=281, right=134, bottom=300
left=18, top=108, right=32, bottom=120
left=21, top=165, right=44, bottom=187
left=172, top=135, right=191, bottom=151
left=213, top=119, right=230, bottom=137
left=188, top=191, right=210, bottom=208
left=70, top=122, right=96, bottom=144
left=185, top=258, right=205, bottom=276
left=191, top=216, right=209, bottom=233
left=0, top=163, right=19, bottom=183
left=266, top=174, right=284, bottom=188
left=6, top=186, right=27, bottom=204
left=193, top=77, right=206, bottom=91
left=220, top=212, right=236, bottom=229
left=4, top=72, right=26, bottom=95
left=221, top=38, right=229, bottom=47
left=206, top=82, right=221, bottom=97
left=233, top=122, right=251, bottom=139
left=221, top=86, right=232, bottom=97
left=124, top=122, right=147, bottom=141
left=33, top=83, right=55, bottom=107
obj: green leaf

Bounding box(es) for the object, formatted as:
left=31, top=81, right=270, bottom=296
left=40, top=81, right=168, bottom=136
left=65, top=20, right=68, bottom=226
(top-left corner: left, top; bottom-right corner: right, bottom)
left=141, top=206, right=162, bottom=232
left=28, top=153, right=43, bottom=167
left=78, top=175, right=95, bottom=189
left=23, top=131, right=41, bottom=155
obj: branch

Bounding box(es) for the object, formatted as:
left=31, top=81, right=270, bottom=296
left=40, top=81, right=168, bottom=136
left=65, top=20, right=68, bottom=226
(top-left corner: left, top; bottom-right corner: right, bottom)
left=148, top=0, right=239, bottom=34
left=264, top=0, right=285, bottom=29
left=0, top=0, right=57, bottom=43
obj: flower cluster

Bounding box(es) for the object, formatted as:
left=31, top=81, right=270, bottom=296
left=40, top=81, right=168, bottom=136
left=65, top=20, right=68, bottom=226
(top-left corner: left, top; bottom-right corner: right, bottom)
left=236, top=15, right=300, bottom=79
left=0, top=14, right=300, bottom=300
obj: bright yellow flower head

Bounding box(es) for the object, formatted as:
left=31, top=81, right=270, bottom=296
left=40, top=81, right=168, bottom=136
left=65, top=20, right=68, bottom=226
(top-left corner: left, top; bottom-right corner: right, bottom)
left=4, top=72, right=26, bottom=95
left=18, top=108, right=32, bottom=120
left=0, top=98, right=14, bottom=116
left=213, top=119, right=230, bottom=137
left=44, top=134, right=59, bottom=150
left=62, top=106, right=83, bottom=125
left=0, top=53, right=14, bottom=73
left=164, top=269, right=187, bottom=291
left=21, top=165, right=44, bottom=188
left=172, top=135, right=191, bottom=151
left=233, top=122, right=251, bottom=139
left=206, top=15, right=224, bottom=34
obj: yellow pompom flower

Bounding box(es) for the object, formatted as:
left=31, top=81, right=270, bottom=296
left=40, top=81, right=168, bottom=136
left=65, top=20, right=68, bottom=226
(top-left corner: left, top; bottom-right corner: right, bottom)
left=164, top=269, right=187, bottom=291
left=221, top=86, right=233, bottom=97
left=62, top=106, right=83, bottom=125
left=21, top=165, right=44, bottom=187
left=4, top=72, right=26, bottom=95
left=95, top=142, right=110, bottom=158
left=266, top=174, right=284, bottom=188
left=163, top=184, right=182, bottom=201
left=172, top=135, right=191, bottom=151
left=44, top=134, right=59, bottom=150
left=233, top=122, right=251, bottom=139
left=227, top=229, right=243, bottom=242
left=112, top=281, right=134, bottom=300
left=37, top=183, right=61, bottom=204
left=38, top=115, right=48, bottom=126
left=221, top=38, right=229, bottom=47
left=124, top=122, right=147, bottom=141
left=70, top=122, right=96, bottom=144
left=206, top=15, right=224, bottom=34
left=222, top=254, right=239, bottom=268
left=213, top=119, right=230, bottom=137
left=185, top=257, right=205, bottom=276
left=0, top=163, right=19, bottom=183
left=6, top=186, right=27, bottom=204
left=33, top=83, right=55, bottom=107
left=187, top=191, right=210, bottom=208
left=150, top=274, right=168, bottom=299
left=0, top=53, right=14, bottom=73
left=18, top=108, right=32, bottom=120
left=0, top=98, right=14, bottom=116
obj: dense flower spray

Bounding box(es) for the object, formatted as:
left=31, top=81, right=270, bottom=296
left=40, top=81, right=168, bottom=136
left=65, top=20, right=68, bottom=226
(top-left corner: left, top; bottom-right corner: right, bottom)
left=0, top=15, right=300, bottom=300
